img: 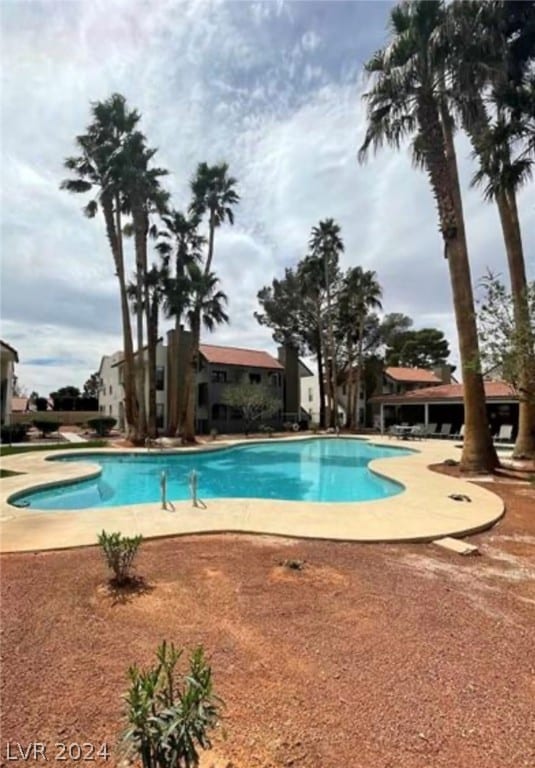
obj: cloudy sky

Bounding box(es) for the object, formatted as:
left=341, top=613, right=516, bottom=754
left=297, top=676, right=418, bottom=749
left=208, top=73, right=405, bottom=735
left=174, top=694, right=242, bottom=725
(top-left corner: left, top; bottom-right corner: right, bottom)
left=1, top=0, right=533, bottom=396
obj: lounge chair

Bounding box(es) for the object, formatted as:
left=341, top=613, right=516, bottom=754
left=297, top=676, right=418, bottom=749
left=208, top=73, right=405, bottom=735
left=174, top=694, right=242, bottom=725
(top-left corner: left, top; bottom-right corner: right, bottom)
left=408, top=424, right=426, bottom=439
left=424, top=423, right=437, bottom=437
left=450, top=424, right=465, bottom=440
left=494, top=424, right=513, bottom=443
left=438, top=423, right=452, bottom=439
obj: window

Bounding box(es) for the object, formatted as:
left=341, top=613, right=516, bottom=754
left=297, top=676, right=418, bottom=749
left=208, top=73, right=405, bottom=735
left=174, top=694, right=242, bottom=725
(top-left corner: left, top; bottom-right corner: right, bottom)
left=308, top=387, right=313, bottom=403
left=109, top=405, right=112, bottom=415
left=249, top=372, right=261, bottom=384
left=109, top=385, right=112, bottom=395
left=211, top=403, right=227, bottom=420
left=118, top=366, right=124, bottom=385
left=270, top=372, right=281, bottom=387
left=156, top=366, right=165, bottom=391
left=156, top=403, right=164, bottom=429
left=211, top=370, right=227, bottom=383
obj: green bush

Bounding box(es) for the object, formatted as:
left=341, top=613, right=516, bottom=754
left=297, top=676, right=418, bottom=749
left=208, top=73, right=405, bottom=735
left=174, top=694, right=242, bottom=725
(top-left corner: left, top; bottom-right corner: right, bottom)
left=88, top=416, right=117, bottom=436
left=33, top=420, right=61, bottom=438
left=0, top=423, right=28, bottom=444
left=121, top=642, right=222, bottom=768
left=97, top=530, right=143, bottom=585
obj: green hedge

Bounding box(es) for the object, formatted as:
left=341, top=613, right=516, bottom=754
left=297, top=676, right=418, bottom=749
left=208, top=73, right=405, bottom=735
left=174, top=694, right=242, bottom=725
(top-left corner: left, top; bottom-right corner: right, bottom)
left=87, top=417, right=117, bottom=436
left=33, top=420, right=61, bottom=438
left=0, top=423, right=28, bottom=444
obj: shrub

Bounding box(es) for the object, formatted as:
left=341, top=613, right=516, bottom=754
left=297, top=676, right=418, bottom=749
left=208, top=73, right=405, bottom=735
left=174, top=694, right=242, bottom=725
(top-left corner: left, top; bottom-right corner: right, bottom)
left=282, top=421, right=293, bottom=432
left=0, top=423, right=28, bottom=444
left=97, top=530, right=142, bottom=585
left=121, top=642, right=222, bottom=768
left=88, top=416, right=117, bottom=436
left=33, top=420, right=61, bottom=438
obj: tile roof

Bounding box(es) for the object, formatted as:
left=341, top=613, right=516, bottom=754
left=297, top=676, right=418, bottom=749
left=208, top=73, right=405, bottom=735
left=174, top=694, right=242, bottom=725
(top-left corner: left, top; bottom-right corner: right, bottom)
left=385, top=366, right=442, bottom=384
left=200, top=344, right=284, bottom=370
left=370, top=380, right=516, bottom=404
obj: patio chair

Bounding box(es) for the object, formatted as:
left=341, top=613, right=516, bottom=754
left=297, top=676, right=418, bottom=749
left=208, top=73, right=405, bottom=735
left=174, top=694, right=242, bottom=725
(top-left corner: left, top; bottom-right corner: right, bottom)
left=438, top=423, right=452, bottom=439
left=409, top=424, right=426, bottom=439
left=450, top=424, right=465, bottom=441
left=424, top=423, right=438, bottom=437
left=494, top=424, right=513, bottom=443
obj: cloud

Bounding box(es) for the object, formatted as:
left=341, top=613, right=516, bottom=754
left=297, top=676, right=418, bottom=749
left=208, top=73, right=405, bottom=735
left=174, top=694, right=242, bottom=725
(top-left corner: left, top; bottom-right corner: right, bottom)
left=1, top=0, right=533, bottom=396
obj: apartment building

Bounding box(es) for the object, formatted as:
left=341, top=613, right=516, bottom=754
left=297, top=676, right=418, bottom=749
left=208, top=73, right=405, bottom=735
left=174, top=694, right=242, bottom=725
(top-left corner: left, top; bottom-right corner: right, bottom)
left=98, top=329, right=306, bottom=435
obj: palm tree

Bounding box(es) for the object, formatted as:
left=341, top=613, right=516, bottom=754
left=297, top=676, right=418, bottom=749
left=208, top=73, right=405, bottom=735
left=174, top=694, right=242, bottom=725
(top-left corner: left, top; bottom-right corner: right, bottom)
left=359, top=0, right=498, bottom=473
left=189, top=162, right=240, bottom=275
left=157, top=211, right=204, bottom=435
left=446, top=0, right=535, bottom=458
left=61, top=93, right=140, bottom=440
left=180, top=163, right=239, bottom=442
left=308, top=219, right=344, bottom=428
left=120, top=131, right=169, bottom=440
left=339, top=268, right=382, bottom=429
left=181, top=267, right=229, bottom=441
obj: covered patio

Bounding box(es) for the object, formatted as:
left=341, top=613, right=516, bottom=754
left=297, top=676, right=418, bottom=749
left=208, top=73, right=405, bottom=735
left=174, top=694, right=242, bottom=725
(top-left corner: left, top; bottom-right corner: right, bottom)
left=370, top=380, right=518, bottom=439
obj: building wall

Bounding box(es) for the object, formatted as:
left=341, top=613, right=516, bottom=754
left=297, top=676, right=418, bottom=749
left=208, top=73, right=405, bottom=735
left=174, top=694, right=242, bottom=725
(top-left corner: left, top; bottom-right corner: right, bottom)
left=0, top=357, right=14, bottom=426
left=300, top=373, right=365, bottom=426
left=98, top=352, right=125, bottom=429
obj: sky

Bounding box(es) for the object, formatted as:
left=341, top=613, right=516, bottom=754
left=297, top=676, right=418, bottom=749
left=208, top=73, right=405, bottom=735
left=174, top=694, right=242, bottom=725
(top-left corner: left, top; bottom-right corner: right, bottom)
left=1, top=0, right=533, bottom=396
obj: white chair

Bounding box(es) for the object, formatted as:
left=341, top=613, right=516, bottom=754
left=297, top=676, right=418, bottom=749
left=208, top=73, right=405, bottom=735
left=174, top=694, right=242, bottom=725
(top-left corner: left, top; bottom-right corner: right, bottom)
left=494, top=424, right=513, bottom=443
left=424, top=423, right=438, bottom=437
left=450, top=424, right=465, bottom=440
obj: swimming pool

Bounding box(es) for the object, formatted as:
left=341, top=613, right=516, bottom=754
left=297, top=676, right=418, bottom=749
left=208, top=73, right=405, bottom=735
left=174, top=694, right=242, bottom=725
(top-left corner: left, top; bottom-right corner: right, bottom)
left=10, top=438, right=415, bottom=510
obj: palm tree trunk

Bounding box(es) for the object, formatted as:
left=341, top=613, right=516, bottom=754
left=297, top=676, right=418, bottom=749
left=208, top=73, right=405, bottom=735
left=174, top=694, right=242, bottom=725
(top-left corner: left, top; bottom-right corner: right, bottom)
left=134, top=214, right=147, bottom=441
left=104, top=196, right=137, bottom=440
left=438, top=102, right=498, bottom=473
left=317, top=295, right=331, bottom=428
left=147, top=293, right=159, bottom=438
left=345, top=340, right=354, bottom=429
left=495, top=189, right=535, bottom=458
left=182, top=311, right=201, bottom=443
left=316, top=333, right=326, bottom=429
left=166, top=317, right=180, bottom=436
left=353, top=317, right=365, bottom=430
left=204, top=211, right=216, bottom=275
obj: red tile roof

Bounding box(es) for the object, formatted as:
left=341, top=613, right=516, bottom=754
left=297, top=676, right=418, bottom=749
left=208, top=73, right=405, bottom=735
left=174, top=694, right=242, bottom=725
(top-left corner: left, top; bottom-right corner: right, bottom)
left=200, top=344, right=284, bottom=370
left=370, top=380, right=516, bottom=404
left=385, top=366, right=441, bottom=384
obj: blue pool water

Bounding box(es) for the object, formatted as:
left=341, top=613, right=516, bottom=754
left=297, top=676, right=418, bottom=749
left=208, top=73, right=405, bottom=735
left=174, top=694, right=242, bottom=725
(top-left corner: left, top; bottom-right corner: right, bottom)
left=10, top=438, right=415, bottom=510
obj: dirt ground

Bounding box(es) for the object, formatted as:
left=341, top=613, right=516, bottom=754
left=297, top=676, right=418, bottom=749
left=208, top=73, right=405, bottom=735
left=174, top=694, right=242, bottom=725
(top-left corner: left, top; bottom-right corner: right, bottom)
left=1, top=472, right=534, bottom=768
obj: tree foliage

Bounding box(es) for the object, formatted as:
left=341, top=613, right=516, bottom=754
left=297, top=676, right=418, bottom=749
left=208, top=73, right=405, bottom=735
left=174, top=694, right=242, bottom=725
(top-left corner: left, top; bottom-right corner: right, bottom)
left=385, top=328, right=450, bottom=368
left=222, top=380, right=281, bottom=433
left=477, top=271, right=535, bottom=399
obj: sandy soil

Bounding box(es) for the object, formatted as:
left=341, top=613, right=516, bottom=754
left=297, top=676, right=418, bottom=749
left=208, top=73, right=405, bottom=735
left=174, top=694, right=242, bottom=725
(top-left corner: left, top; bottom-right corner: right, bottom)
left=1, top=475, right=534, bottom=768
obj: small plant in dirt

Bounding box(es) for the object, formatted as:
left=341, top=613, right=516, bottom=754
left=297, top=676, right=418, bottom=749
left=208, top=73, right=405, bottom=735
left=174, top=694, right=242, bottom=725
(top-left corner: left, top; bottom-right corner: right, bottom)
left=97, top=530, right=143, bottom=586
left=279, top=558, right=305, bottom=571
left=121, top=642, right=223, bottom=768
left=444, top=459, right=459, bottom=467
left=33, top=419, right=61, bottom=438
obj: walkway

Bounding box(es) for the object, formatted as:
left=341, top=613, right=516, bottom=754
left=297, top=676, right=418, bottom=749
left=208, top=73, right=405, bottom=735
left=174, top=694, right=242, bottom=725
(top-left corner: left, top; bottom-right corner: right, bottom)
left=0, top=436, right=504, bottom=552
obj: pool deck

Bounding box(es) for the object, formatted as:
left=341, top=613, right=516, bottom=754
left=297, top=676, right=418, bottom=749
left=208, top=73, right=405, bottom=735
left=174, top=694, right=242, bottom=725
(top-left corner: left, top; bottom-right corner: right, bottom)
left=0, top=436, right=504, bottom=553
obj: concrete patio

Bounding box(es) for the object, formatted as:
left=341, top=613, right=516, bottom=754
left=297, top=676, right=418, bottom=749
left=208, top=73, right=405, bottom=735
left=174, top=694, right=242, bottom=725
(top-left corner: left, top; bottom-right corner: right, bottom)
left=0, top=436, right=504, bottom=552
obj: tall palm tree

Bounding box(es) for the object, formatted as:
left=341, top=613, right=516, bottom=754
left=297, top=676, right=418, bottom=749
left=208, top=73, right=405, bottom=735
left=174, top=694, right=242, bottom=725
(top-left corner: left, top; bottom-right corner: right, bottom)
left=308, top=219, right=344, bottom=428
left=181, top=267, right=229, bottom=441
left=180, top=163, right=239, bottom=442
left=120, top=131, right=169, bottom=440
left=339, top=268, right=383, bottom=429
left=359, top=0, right=498, bottom=473
left=156, top=211, right=204, bottom=435
left=189, top=162, right=240, bottom=275
left=61, top=93, right=140, bottom=440
left=446, top=0, right=535, bottom=458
